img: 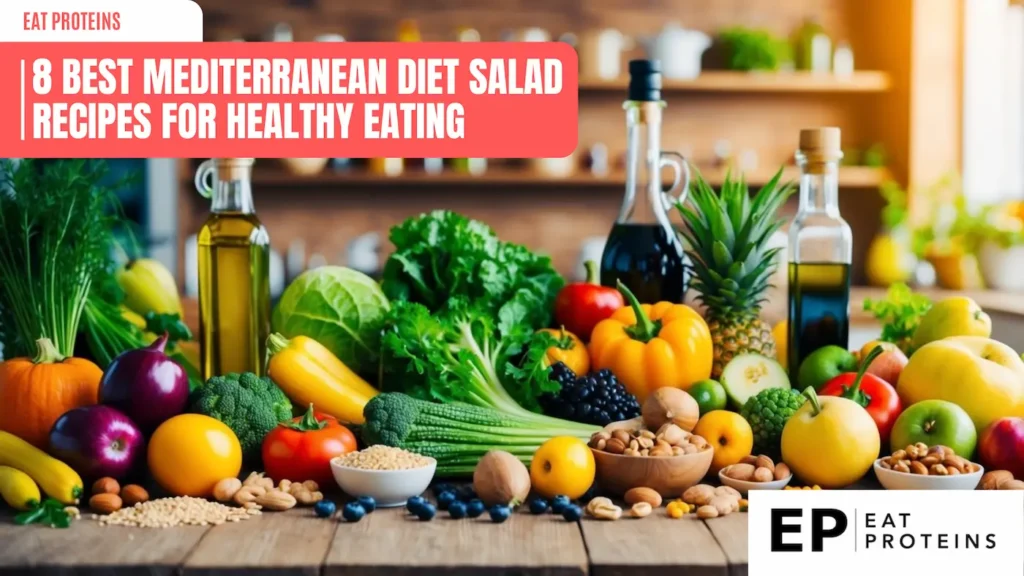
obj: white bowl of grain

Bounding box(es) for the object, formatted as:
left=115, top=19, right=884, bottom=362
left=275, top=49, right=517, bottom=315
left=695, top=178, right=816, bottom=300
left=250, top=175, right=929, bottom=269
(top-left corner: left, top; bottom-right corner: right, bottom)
left=330, top=445, right=437, bottom=507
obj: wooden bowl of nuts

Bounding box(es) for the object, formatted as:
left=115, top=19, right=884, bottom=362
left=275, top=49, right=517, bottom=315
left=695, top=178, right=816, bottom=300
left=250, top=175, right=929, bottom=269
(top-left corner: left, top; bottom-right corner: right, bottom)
left=874, top=443, right=984, bottom=490
left=718, top=454, right=793, bottom=495
left=588, top=423, right=714, bottom=497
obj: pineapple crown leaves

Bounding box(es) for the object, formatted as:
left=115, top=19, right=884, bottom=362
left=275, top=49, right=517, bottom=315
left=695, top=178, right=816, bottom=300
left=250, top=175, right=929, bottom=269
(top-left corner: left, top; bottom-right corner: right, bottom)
left=676, top=168, right=795, bottom=315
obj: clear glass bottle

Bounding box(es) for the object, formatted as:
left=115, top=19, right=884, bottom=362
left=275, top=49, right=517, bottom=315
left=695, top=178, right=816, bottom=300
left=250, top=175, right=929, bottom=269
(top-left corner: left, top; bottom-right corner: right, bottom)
left=787, top=128, right=852, bottom=373
left=599, top=59, right=690, bottom=303
left=194, top=158, right=271, bottom=379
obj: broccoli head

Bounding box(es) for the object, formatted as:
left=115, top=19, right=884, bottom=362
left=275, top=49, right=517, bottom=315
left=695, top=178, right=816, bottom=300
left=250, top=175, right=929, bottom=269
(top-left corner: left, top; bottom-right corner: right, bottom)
left=191, top=372, right=293, bottom=461
left=740, top=387, right=806, bottom=458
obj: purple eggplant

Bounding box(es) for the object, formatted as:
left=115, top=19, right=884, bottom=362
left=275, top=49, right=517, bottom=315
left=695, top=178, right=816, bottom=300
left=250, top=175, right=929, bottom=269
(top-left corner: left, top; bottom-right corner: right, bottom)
left=49, top=405, right=144, bottom=480
left=99, top=333, right=188, bottom=432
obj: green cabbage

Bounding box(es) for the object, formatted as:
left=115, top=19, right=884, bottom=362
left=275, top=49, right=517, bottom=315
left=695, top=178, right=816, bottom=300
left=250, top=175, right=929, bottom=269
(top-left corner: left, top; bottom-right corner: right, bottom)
left=272, top=266, right=389, bottom=376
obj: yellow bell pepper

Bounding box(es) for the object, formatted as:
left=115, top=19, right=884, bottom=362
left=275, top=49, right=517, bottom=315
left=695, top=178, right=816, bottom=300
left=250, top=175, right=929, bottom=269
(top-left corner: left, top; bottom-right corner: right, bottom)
left=537, top=327, right=590, bottom=376
left=266, top=333, right=379, bottom=424
left=589, top=281, right=713, bottom=401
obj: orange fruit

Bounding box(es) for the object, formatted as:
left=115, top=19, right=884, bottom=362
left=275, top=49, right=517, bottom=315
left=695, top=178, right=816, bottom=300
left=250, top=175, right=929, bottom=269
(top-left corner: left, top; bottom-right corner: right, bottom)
left=148, top=414, right=242, bottom=497
left=692, top=410, right=754, bottom=474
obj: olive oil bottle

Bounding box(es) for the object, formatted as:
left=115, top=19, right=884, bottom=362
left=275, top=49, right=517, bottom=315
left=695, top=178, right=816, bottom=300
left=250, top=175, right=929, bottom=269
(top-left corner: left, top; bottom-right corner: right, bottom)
left=194, top=158, right=271, bottom=379
left=787, top=128, right=852, bottom=373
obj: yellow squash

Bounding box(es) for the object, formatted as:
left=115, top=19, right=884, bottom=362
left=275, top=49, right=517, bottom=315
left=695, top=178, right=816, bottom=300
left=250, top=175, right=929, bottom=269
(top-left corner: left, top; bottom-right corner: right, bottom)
left=0, top=430, right=82, bottom=504
left=589, top=281, right=713, bottom=401
left=266, top=333, right=378, bottom=424
left=0, top=466, right=41, bottom=510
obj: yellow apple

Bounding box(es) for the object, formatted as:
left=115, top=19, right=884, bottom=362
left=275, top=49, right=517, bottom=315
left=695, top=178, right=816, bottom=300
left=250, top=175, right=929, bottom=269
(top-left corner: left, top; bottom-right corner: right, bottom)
left=897, top=336, right=1024, bottom=431
left=911, top=297, right=991, bottom=350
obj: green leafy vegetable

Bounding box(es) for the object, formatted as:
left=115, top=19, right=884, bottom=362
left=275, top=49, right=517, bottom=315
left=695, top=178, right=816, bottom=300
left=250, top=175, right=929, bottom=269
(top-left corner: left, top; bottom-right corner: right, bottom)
left=381, top=298, right=577, bottom=414
left=272, top=266, right=390, bottom=376
left=863, top=283, right=932, bottom=353
left=0, top=160, right=119, bottom=358
left=14, top=498, right=72, bottom=529
left=718, top=27, right=793, bottom=72
left=381, top=210, right=563, bottom=325
left=363, top=392, right=598, bottom=476
left=191, top=372, right=293, bottom=462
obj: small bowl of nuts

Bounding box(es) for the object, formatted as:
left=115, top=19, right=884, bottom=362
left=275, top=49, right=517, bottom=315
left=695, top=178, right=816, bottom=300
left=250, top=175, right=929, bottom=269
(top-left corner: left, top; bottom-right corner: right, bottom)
left=874, top=443, right=983, bottom=490
left=330, top=445, right=437, bottom=507
left=718, top=454, right=793, bottom=495
left=588, top=422, right=714, bottom=497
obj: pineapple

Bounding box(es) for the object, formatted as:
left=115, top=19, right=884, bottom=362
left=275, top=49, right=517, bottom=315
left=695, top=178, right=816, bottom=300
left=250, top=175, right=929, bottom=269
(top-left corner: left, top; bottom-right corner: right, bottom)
left=676, top=169, right=796, bottom=378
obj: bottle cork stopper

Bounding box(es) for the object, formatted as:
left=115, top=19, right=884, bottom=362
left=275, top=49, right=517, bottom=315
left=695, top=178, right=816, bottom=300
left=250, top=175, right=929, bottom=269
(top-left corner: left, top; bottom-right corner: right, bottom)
left=215, top=158, right=254, bottom=181
left=798, top=127, right=842, bottom=157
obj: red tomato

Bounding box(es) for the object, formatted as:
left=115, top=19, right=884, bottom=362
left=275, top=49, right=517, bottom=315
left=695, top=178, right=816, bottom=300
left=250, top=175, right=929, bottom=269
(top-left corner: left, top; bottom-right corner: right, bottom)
left=262, top=405, right=357, bottom=486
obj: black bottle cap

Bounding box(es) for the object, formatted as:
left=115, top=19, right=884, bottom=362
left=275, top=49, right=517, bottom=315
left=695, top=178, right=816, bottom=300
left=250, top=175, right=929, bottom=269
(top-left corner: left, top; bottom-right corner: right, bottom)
left=628, top=59, right=662, bottom=102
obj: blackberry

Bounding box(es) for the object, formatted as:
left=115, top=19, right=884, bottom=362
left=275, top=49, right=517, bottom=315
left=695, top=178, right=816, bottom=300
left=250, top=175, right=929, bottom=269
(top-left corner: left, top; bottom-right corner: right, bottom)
left=540, top=363, right=641, bottom=426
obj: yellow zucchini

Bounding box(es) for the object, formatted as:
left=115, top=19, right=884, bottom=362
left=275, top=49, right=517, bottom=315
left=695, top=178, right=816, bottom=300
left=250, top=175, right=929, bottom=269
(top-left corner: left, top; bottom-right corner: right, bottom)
left=0, top=430, right=82, bottom=504
left=0, top=466, right=41, bottom=510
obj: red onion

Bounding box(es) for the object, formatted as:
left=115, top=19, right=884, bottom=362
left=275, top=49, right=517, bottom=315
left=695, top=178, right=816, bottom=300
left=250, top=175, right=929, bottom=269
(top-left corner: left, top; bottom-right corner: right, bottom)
left=49, top=406, right=144, bottom=480
left=99, top=333, right=188, bottom=432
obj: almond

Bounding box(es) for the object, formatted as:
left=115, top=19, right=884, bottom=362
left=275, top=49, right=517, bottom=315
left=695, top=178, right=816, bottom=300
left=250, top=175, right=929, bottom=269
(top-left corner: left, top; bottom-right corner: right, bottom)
left=89, top=493, right=122, bottom=515
left=120, top=485, right=149, bottom=506
left=774, top=462, right=791, bottom=481
left=91, top=477, right=120, bottom=496
left=723, top=463, right=756, bottom=481
left=753, top=467, right=774, bottom=482
left=754, top=455, right=775, bottom=472
left=624, top=487, right=663, bottom=508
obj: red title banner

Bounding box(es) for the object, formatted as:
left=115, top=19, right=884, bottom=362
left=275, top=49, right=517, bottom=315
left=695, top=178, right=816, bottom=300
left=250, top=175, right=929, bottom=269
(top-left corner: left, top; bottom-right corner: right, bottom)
left=0, top=42, right=579, bottom=158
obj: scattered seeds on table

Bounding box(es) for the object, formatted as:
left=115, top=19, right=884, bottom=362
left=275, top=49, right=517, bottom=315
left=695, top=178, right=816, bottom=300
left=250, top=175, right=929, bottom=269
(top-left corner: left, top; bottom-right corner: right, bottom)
left=98, top=497, right=255, bottom=527
left=528, top=497, right=549, bottom=515
left=314, top=500, right=336, bottom=518
left=467, top=499, right=485, bottom=518
left=332, top=445, right=431, bottom=471
left=342, top=502, right=366, bottom=522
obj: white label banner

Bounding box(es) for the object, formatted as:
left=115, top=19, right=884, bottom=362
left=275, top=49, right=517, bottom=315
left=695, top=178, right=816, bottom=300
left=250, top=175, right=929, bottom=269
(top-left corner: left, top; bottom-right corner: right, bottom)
left=0, top=0, right=202, bottom=42
left=749, top=490, right=1024, bottom=576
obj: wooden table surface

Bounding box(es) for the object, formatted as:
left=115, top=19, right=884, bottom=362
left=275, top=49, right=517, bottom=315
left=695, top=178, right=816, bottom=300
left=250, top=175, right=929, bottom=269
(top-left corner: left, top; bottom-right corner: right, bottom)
left=0, top=496, right=750, bottom=576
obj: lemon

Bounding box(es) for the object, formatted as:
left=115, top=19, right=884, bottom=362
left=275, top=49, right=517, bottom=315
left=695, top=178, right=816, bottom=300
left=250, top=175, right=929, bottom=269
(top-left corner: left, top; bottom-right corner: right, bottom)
left=772, top=321, right=788, bottom=371
left=865, top=233, right=914, bottom=287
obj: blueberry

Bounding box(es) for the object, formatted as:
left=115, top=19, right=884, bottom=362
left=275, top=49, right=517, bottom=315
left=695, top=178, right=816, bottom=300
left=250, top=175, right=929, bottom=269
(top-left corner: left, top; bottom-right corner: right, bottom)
left=437, top=490, right=457, bottom=510
left=528, top=497, right=549, bottom=515
left=406, top=496, right=427, bottom=513
left=457, top=485, right=477, bottom=502
left=415, top=503, right=437, bottom=521
left=550, top=495, right=571, bottom=514
left=433, top=483, right=455, bottom=497
left=562, top=505, right=583, bottom=521
left=466, top=499, right=486, bottom=518
left=488, top=505, right=511, bottom=523
left=313, top=500, right=336, bottom=518
left=356, top=496, right=377, bottom=513
left=448, top=501, right=468, bottom=519
left=342, top=502, right=366, bottom=522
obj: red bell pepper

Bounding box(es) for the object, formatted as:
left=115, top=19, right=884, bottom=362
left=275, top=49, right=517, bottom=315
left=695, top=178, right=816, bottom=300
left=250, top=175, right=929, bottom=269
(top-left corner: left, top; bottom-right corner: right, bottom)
left=819, top=346, right=903, bottom=443
left=553, top=260, right=624, bottom=341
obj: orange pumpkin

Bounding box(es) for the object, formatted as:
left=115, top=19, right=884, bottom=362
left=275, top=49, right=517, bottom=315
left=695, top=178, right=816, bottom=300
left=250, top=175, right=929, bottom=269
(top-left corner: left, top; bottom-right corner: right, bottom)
left=0, top=338, right=102, bottom=448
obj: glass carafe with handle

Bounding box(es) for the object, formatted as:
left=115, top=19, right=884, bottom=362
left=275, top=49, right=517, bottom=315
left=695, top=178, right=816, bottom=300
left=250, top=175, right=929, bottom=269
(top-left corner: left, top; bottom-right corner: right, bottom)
left=600, top=59, right=691, bottom=304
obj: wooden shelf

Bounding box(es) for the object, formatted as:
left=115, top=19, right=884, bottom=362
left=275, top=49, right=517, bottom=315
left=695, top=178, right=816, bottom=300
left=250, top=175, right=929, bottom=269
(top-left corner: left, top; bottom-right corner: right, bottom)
left=579, top=71, right=892, bottom=94
left=253, top=165, right=890, bottom=189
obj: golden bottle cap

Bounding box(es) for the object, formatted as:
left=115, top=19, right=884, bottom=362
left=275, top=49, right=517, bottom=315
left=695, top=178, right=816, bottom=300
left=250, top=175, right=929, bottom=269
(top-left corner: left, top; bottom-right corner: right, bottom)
left=215, top=158, right=254, bottom=181
left=798, top=127, right=842, bottom=158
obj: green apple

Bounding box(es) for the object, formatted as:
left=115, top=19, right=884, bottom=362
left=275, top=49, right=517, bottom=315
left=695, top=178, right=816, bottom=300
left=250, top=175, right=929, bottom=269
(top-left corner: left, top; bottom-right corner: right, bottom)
left=796, top=345, right=857, bottom=391
left=889, top=399, right=978, bottom=458
left=687, top=379, right=727, bottom=416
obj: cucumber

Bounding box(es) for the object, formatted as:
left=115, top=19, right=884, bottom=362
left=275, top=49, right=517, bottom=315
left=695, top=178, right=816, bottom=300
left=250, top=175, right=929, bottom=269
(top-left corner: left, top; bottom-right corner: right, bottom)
left=720, top=354, right=790, bottom=408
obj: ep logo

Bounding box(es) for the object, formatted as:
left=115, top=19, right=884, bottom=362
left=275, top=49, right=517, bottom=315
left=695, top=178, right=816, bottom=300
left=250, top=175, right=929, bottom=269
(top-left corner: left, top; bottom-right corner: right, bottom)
left=771, top=508, right=848, bottom=552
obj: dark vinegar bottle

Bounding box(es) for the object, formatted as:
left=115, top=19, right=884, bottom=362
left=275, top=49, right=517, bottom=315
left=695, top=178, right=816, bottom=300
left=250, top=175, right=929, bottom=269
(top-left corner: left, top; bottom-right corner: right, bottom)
left=600, top=60, right=691, bottom=303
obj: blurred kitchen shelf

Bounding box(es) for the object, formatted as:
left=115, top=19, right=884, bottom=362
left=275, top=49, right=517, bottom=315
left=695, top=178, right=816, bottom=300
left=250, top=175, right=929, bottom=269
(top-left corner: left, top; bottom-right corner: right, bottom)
left=254, top=166, right=890, bottom=189
left=579, top=71, right=892, bottom=93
